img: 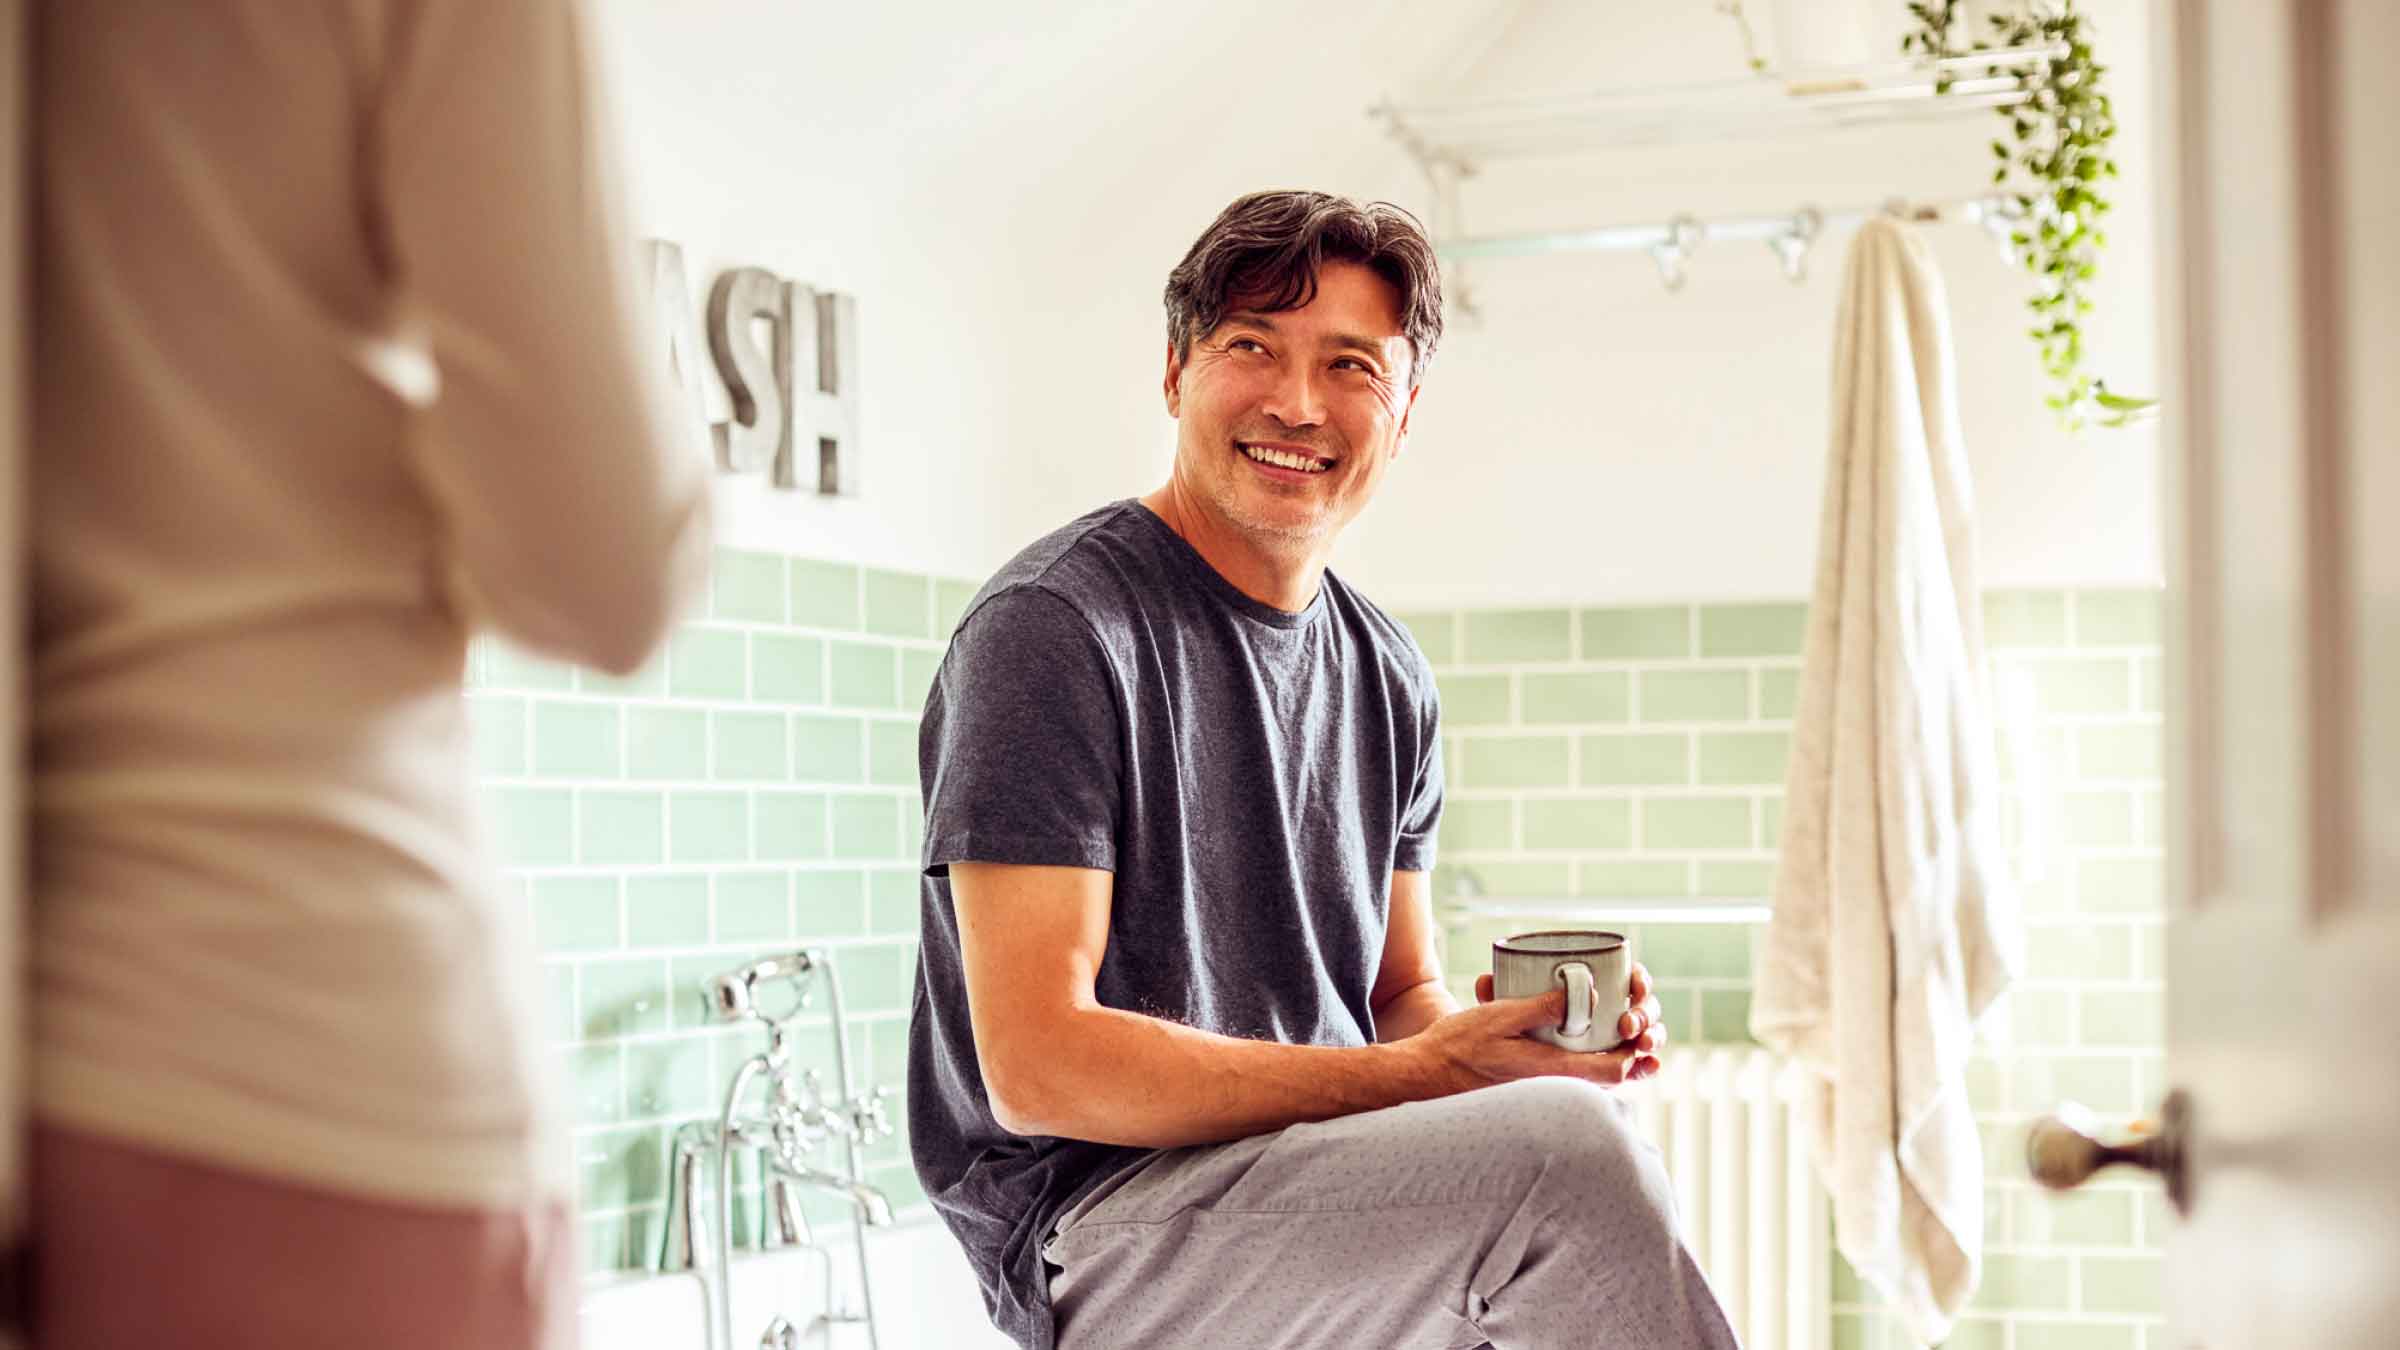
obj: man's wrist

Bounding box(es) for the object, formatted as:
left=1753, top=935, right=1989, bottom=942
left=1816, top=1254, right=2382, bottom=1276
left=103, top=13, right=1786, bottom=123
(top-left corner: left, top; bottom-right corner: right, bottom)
left=1371, top=1034, right=1465, bottom=1105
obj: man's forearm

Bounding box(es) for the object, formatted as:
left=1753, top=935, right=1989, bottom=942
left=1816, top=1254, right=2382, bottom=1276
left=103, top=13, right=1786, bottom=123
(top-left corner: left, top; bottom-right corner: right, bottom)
left=997, top=1002, right=1464, bottom=1150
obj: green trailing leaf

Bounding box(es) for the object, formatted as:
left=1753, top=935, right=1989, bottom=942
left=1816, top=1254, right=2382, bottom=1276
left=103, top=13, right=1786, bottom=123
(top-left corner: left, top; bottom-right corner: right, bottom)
left=1905, top=0, right=2154, bottom=430
left=2092, top=382, right=2158, bottom=414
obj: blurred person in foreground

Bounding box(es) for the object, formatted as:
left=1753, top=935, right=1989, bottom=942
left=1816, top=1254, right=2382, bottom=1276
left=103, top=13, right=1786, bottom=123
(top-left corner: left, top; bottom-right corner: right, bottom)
left=29, top=3, right=708, bottom=1346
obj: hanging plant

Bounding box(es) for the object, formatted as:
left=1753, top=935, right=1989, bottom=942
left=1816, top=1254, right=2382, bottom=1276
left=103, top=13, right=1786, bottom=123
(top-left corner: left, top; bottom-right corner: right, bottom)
left=1714, top=2, right=1771, bottom=73
left=1902, top=1, right=2156, bottom=429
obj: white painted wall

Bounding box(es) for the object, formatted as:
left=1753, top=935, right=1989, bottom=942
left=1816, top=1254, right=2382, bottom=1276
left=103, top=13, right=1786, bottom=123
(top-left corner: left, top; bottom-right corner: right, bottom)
left=586, top=0, right=1508, bottom=580
left=586, top=2, right=1035, bottom=577
left=591, top=1, right=2163, bottom=600
left=1338, top=0, right=2166, bottom=607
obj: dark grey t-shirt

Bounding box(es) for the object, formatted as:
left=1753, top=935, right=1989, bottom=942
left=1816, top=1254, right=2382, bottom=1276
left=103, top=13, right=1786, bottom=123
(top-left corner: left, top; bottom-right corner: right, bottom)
left=908, top=500, right=1444, bottom=1350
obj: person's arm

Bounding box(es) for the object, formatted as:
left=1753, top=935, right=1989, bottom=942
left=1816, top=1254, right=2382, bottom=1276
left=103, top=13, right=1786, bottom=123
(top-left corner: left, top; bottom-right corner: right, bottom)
left=379, top=0, right=709, bottom=674
left=951, top=860, right=1651, bottom=1150
left=1371, top=635, right=1451, bottom=1043
left=1369, top=869, right=1462, bottom=1042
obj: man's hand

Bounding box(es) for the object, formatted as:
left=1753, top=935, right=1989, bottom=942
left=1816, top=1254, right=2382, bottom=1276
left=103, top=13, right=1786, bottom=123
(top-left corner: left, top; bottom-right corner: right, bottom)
left=1407, top=963, right=1668, bottom=1093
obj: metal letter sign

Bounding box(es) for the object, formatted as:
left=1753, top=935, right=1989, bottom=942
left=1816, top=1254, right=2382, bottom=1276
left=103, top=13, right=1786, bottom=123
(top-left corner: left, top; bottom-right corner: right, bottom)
left=707, top=266, right=789, bottom=476
left=789, top=283, right=860, bottom=495
left=643, top=240, right=860, bottom=496
left=643, top=240, right=711, bottom=438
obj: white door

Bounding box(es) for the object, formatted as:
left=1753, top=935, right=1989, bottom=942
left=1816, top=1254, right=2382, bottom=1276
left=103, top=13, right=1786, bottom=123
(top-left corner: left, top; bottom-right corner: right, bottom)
left=2034, top=3, right=2400, bottom=1347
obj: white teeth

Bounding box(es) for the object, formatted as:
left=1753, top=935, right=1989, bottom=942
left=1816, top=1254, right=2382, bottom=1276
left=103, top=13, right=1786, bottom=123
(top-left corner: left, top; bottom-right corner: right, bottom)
left=1241, top=443, right=1327, bottom=473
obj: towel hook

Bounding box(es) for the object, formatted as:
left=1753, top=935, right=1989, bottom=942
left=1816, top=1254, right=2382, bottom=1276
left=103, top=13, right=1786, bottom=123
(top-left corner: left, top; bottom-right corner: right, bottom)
left=1767, top=206, right=1821, bottom=283
left=1969, top=193, right=2029, bottom=265
left=1650, top=213, right=1703, bottom=292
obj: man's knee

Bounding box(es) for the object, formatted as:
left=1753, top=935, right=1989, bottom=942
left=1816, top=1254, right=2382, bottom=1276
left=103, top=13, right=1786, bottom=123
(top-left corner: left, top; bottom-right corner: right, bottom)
left=1456, top=1082, right=1734, bottom=1344
left=1479, top=1078, right=1671, bottom=1218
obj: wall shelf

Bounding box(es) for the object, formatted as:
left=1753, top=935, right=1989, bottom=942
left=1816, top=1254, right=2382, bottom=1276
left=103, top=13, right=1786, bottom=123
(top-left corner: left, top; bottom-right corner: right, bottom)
left=1437, top=896, right=1771, bottom=927
left=1372, top=42, right=2063, bottom=314
left=1373, top=44, right=2063, bottom=167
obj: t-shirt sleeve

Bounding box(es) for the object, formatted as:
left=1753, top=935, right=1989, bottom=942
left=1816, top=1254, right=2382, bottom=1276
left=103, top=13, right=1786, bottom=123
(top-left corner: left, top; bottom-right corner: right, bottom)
left=921, top=585, right=1123, bottom=877
left=1393, top=651, right=1444, bottom=873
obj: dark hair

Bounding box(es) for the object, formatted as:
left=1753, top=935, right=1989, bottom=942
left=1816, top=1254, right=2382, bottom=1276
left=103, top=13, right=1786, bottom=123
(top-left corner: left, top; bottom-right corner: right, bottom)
left=1164, top=190, right=1444, bottom=387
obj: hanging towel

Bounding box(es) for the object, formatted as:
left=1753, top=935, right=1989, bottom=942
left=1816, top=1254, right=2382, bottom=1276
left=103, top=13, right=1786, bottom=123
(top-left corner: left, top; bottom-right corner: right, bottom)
left=1751, top=215, right=2021, bottom=1347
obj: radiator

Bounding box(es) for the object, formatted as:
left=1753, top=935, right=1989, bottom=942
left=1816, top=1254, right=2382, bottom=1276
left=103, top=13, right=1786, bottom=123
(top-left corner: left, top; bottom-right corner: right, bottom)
left=1621, top=1046, right=1830, bottom=1350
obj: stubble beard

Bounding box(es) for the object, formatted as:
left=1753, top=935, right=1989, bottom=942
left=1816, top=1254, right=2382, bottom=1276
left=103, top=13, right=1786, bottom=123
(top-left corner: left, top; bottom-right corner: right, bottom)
left=1207, top=466, right=1334, bottom=553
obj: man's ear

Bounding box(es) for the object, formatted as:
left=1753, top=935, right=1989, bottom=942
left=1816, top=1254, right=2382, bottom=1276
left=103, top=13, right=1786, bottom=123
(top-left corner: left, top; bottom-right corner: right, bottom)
left=1163, top=342, right=1185, bottom=417
left=1392, top=382, right=1421, bottom=455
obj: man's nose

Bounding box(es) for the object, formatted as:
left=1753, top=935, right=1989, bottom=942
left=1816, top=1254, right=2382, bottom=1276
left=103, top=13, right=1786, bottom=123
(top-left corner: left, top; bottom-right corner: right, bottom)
left=1258, top=360, right=1326, bottom=429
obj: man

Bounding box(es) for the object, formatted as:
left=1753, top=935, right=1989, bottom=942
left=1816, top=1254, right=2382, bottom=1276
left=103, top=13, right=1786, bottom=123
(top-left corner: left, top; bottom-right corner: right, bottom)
left=911, top=191, right=1737, bottom=1350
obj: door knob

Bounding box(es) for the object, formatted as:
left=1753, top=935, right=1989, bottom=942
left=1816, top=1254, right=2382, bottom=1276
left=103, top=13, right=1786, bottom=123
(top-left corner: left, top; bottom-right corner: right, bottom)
left=2027, top=1087, right=2192, bottom=1217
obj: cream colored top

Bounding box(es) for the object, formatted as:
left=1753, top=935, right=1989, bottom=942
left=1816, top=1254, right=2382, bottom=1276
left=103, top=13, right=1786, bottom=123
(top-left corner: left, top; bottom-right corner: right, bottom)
left=31, top=0, right=709, bottom=1206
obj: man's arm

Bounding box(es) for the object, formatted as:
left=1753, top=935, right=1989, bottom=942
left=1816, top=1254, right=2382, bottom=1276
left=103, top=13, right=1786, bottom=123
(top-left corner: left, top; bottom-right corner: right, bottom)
left=1369, top=870, right=1461, bottom=1042
left=951, top=861, right=1651, bottom=1151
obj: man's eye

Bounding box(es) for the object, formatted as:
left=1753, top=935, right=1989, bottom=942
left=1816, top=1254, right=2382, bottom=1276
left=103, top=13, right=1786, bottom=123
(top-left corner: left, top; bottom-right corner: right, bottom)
left=1228, top=338, right=1267, bottom=353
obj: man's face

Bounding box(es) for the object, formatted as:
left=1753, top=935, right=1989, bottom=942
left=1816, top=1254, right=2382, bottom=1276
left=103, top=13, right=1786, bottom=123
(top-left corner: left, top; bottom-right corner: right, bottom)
left=1163, top=259, right=1419, bottom=552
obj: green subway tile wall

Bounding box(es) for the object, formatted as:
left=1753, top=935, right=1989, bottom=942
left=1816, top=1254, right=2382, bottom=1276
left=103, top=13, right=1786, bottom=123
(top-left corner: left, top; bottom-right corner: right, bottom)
left=479, top=566, right=2167, bottom=1347
left=1402, top=589, right=2167, bottom=1349
left=469, top=548, right=957, bottom=1273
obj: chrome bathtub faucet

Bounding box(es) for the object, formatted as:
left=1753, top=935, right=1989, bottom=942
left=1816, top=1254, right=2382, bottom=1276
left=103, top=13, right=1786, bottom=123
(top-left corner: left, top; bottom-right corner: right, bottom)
left=660, top=949, right=896, bottom=1350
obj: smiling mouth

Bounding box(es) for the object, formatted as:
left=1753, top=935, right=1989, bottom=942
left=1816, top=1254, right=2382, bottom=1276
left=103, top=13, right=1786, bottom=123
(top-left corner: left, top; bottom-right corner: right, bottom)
left=1238, top=442, right=1335, bottom=474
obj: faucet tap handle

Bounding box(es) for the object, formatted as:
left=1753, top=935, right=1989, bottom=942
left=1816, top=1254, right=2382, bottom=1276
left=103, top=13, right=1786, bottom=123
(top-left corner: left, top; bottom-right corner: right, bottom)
left=852, top=1086, right=894, bottom=1140
left=771, top=1069, right=855, bottom=1147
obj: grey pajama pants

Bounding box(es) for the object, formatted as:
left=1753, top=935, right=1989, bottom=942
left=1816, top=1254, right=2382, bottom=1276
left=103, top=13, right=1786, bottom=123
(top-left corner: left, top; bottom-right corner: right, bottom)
left=1040, top=1077, right=1742, bottom=1349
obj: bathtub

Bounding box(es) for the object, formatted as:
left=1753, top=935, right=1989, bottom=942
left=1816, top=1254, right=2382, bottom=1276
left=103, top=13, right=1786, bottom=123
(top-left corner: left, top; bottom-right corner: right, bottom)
left=578, top=1216, right=1017, bottom=1350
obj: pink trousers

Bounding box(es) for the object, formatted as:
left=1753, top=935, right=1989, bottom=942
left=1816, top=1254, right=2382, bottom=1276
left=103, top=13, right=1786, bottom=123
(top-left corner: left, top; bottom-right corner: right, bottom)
left=30, top=1124, right=579, bottom=1350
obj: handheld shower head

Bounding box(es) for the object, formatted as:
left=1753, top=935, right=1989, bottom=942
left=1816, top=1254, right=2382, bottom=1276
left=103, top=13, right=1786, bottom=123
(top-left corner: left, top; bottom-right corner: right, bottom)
left=706, top=950, right=824, bottom=1025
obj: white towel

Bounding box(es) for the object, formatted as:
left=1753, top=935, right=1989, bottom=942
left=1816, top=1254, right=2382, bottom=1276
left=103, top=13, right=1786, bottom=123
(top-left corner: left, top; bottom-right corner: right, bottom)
left=1751, top=216, right=2022, bottom=1346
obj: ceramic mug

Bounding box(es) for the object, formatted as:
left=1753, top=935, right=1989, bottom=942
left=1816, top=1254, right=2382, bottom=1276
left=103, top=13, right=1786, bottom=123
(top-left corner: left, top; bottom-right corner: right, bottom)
left=1492, top=930, right=1634, bottom=1052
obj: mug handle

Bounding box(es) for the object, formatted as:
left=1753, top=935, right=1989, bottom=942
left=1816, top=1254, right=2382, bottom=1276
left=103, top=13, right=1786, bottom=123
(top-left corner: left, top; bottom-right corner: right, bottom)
left=1554, top=962, right=1595, bottom=1038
